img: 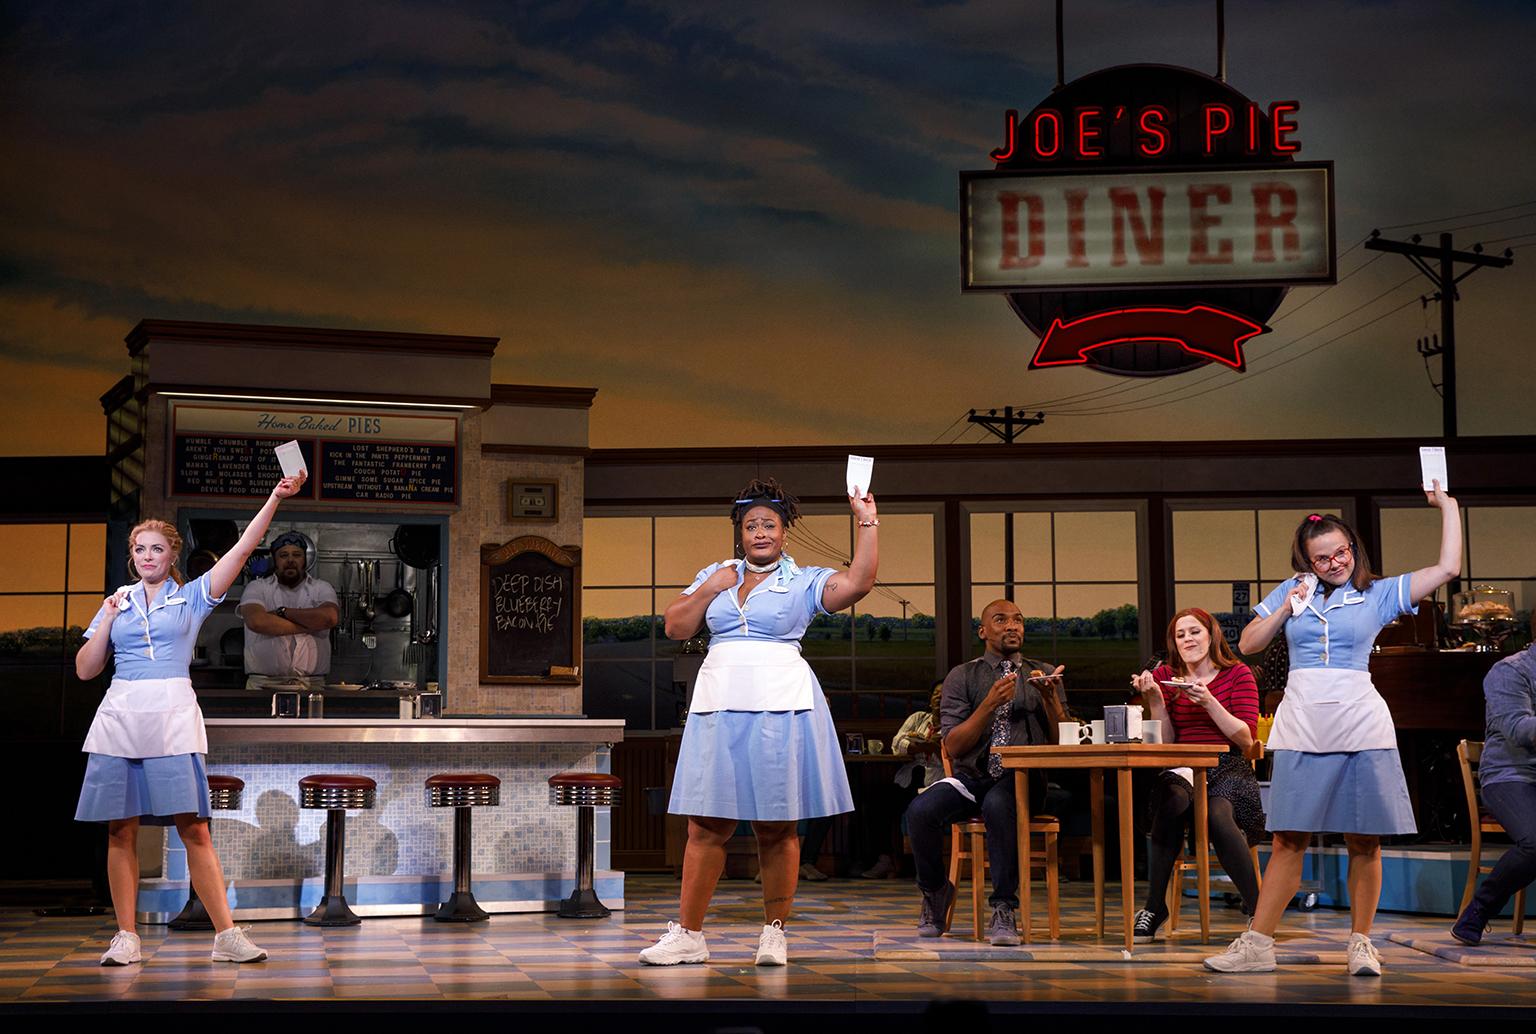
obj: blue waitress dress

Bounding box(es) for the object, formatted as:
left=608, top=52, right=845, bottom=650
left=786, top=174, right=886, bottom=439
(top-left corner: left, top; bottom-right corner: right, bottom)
left=1256, top=572, right=1418, bottom=834
left=667, top=555, right=854, bottom=821
left=74, top=574, right=225, bottom=825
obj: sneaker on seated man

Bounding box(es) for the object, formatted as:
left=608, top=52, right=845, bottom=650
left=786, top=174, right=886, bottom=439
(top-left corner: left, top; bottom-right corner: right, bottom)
left=902, top=600, right=1067, bottom=945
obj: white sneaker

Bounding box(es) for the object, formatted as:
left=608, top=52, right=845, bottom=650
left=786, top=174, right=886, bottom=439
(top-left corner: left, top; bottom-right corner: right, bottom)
left=1203, top=930, right=1276, bottom=972
left=100, top=930, right=142, bottom=966
left=1347, top=932, right=1382, bottom=976
left=211, top=926, right=269, bottom=963
left=638, top=921, right=709, bottom=966
left=755, top=920, right=787, bottom=966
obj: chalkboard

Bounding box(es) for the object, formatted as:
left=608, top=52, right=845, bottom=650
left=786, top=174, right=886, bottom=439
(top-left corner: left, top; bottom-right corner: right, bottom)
left=480, top=537, right=582, bottom=684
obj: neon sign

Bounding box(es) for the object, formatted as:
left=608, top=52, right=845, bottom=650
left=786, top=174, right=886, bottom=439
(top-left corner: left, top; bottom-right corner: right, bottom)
left=958, top=63, right=1336, bottom=377
left=1030, top=305, right=1264, bottom=370
left=990, top=101, right=1302, bottom=164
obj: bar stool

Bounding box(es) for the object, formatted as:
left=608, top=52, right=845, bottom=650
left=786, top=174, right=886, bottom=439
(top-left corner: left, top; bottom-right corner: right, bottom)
left=299, top=773, right=377, bottom=926
left=167, top=775, right=244, bottom=930
left=548, top=772, right=622, bottom=918
left=425, top=773, right=501, bottom=922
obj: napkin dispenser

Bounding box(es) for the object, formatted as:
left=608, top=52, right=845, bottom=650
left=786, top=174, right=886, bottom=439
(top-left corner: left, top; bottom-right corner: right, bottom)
left=1104, top=704, right=1143, bottom=744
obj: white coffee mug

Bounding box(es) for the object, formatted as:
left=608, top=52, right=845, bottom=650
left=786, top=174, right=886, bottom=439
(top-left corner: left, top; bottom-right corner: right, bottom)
left=1058, top=722, right=1091, bottom=745
left=1142, top=719, right=1163, bottom=744
left=1090, top=720, right=1107, bottom=745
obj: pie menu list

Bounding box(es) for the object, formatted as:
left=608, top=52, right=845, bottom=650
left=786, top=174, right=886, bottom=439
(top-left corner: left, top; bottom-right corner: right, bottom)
left=173, top=434, right=456, bottom=504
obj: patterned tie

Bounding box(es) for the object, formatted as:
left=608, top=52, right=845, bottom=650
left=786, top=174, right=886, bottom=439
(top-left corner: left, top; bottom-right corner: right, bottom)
left=988, top=659, right=1016, bottom=778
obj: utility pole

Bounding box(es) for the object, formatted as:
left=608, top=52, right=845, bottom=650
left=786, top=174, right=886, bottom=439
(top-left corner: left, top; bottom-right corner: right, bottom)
left=1364, top=230, right=1513, bottom=437
left=967, top=406, right=1045, bottom=443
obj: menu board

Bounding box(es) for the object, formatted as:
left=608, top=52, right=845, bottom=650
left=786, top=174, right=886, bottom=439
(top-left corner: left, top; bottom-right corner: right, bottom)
left=169, top=403, right=459, bottom=505
left=320, top=441, right=455, bottom=503
left=481, top=537, right=581, bottom=684
left=173, top=436, right=317, bottom=499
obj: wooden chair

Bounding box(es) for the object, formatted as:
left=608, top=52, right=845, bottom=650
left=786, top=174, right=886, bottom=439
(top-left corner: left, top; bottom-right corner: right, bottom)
left=1458, top=739, right=1527, bottom=934
left=940, top=742, right=1061, bottom=941
left=1167, top=741, right=1265, bottom=932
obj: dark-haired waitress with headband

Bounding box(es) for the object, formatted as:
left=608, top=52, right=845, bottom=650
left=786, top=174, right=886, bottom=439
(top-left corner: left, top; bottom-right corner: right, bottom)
left=638, top=476, right=877, bottom=967
left=1205, top=482, right=1461, bottom=977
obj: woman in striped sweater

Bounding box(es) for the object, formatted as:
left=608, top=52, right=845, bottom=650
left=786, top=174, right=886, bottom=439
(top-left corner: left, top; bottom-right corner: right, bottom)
left=1129, top=607, right=1263, bottom=943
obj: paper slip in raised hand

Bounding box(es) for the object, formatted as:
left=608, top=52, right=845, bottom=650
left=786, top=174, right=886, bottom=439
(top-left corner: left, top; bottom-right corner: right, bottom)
left=1419, top=446, right=1448, bottom=493
left=274, top=440, right=308, bottom=478
left=846, top=454, right=873, bottom=497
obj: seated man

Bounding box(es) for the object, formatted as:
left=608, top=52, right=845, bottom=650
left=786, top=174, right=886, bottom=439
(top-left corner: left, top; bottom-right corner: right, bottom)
left=1453, top=641, right=1536, bottom=944
left=905, top=599, right=1067, bottom=945
left=240, top=532, right=340, bottom=691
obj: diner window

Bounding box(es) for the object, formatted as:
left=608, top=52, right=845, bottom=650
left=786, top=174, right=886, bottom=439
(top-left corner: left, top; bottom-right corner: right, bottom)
left=583, top=512, right=939, bottom=729
left=1380, top=503, right=1533, bottom=645
left=1169, top=505, right=1322, bottom=655
left=0, top=523, right=106, bottom=654
left=0, top=522, right=107, bottom=738
left=969, top=509, right=1141, bottom=689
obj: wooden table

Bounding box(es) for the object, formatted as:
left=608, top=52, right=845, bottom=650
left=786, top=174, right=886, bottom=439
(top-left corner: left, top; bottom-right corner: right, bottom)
left=992, top=742, right=1229, bottom=951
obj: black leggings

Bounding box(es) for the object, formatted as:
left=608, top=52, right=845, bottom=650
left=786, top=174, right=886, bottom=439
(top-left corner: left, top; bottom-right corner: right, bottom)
left=1144, top=776, right=1260, bottom=917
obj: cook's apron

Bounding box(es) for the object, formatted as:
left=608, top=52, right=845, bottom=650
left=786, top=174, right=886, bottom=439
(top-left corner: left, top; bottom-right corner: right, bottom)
left=81, top=676, right=207, bottom=758
left=689, top=640, right=814, bottom=713
left=1265, top=667, right=1397, bottom=753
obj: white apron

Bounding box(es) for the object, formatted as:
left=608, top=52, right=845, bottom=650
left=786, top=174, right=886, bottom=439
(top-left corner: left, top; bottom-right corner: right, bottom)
left=689, top=640, right=814, bottom=713
left=81, top=676, right=208, bottom=758
left=1265, top=668, right=1397, bottom=754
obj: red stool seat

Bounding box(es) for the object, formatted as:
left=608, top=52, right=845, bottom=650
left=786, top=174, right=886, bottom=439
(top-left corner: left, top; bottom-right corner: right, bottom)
left=549, top=772, right=622, bottom=807
left=426, top=773, right=500, bottom=808
left=300, top=774, right=377, bottom=792
left=207, top=774, right=244, bottom=811
left=548, top=772, right=622, bottom=789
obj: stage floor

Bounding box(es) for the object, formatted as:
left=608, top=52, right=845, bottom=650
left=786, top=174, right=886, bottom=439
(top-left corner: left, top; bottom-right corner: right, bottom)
left=3, top=874, right=1533, bottom=1015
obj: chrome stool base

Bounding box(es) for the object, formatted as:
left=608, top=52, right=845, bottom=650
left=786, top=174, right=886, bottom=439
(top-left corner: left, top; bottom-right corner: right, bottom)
left=168, top=777, right=243, bottom=930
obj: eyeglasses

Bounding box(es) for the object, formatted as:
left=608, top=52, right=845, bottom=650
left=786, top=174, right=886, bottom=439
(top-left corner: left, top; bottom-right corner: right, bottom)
left=1310, top=543, right=1353, bottom=571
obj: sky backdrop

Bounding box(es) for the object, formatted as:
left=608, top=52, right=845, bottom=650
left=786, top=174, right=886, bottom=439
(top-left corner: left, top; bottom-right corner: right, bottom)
left=3, top=0, right=1535, bottom=455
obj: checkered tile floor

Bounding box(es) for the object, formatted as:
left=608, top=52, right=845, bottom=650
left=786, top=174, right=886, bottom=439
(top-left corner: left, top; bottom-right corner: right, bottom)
left=3, top=874, right=1534, bottom=1009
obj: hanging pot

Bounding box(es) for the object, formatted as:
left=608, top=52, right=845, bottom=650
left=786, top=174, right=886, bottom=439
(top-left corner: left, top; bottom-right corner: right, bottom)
left=390, top=524, right=440, bottom=570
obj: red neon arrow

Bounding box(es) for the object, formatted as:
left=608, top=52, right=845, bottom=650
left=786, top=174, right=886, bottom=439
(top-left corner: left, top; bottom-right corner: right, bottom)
left=1031, top=305, right=1265, bottom=370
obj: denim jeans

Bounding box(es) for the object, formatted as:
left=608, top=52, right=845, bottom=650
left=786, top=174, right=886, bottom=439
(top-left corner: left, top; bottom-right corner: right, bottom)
left=1470, top=779, right=1536, bottom=920
left=906, top=771, right=1046, bottom=910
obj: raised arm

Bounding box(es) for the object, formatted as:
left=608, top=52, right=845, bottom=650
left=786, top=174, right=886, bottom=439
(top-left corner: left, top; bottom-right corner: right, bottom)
left=1408, top=480, right=1462, bottom=602
left=821, top=489, right=878, bottom=613
left=207, top=474, right=306, bottom=600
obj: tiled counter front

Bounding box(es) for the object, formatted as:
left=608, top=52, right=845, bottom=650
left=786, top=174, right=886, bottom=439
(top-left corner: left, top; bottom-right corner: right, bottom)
left=136, top=719, right=625, bottom=923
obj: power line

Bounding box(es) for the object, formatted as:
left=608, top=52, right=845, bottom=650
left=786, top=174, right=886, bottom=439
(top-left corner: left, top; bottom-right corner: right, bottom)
left=1376, top=200, right=1536, bottom=232
left=928, top=411, right=969, bottom=444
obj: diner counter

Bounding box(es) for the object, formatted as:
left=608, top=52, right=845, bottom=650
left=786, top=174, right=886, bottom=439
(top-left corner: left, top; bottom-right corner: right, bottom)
left=204, top=717, right=625, bottom=745
left=137, top=717, right=623, bottom=923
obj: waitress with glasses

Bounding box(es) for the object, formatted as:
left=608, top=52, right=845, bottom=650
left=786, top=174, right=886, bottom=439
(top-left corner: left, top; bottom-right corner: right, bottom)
left=1205, top=482, right=1461, bottom=977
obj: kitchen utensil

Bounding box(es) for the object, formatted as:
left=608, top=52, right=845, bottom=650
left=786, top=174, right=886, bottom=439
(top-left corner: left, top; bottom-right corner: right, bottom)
left=383, top=560, right=413, bottom=618
left=414, top=563, right=438, bottom=644
left=306, top=691, right=325, bottom=719
left=391, top=524, right=440, bottom=569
